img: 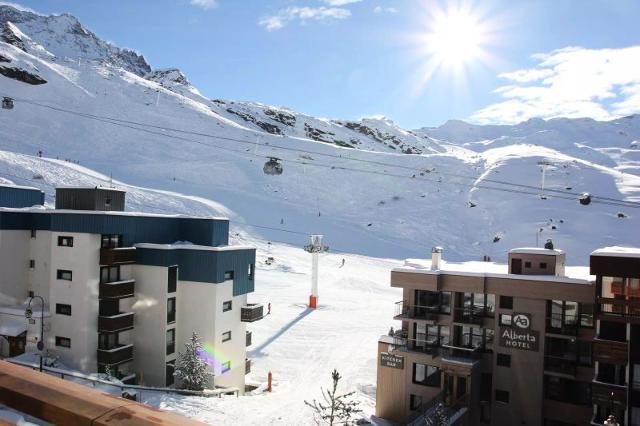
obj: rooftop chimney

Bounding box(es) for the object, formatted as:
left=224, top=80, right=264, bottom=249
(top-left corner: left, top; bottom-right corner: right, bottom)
left=431, top=247, right=443, bottom=270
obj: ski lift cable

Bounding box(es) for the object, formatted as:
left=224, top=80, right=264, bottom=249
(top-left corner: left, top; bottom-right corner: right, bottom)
left=7, top=95, right=640, bottom=206
left=4, top=95, right=639, bottom=208
left=2, top=102, right=636, bottom=209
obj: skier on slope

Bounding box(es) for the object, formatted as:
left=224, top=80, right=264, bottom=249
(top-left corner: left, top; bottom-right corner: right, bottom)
left=339, top=258, right=345, bottom=268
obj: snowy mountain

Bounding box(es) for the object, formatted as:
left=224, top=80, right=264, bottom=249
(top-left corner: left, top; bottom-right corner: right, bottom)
left=0, top=4, right=638, bottom=264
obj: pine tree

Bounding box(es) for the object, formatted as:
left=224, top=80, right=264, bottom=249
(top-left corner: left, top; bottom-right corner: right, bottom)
left=304, top=369, right=362, bottom=425
left=425, top=403, right=448, bottom=426
left=174, top=331, right=211, bottom=391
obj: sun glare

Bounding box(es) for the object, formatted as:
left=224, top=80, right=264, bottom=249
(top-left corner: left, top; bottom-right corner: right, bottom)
left=406, top=2, right=499, bottom=94
left=427, top=9, right=485, bottom=67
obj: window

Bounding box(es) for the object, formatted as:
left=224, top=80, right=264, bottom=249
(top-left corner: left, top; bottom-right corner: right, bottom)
left=524, top=261, right=532, bottom=268
left=579, top=303, right=594, bottom=328
left=248, top=264, right=255, bottom=280
left=55, top=336, right=71, bottom=348
left=540, top=262, right=548, bottom=269
left=29, top=259, right=35, bottom=269
left=412, top=363, right=441, bottom=387
left=221, top=361, right=231, bottom=373
left=499, top=296, right=513, bottom=310
left=100, top=266, right=120, bottom=283
left=105, top=198, right=112, bottom=207
left=56, top=304, right=72, bottom=316
left=30, top=229, right=36, bottom=239
left=410, top=394, right=422, bottom=411
left=497, top=353, right=511, bottom=367
left=166, top=329, right=175, bottom=355
left=495, top=389, right=509, bottom=404
left=101, top=234, right=122, bottom=249
left=57, top=270, right=72, bottom=281
left=167, top=298, right=176, bottom=324
left=223, top=300, right=232, bottom=312
left=57, top=236, right=74, bottom=247
left=222, top=331, right=232, bottom=342
left=499, top=314, right=512, bottom=326
left=224, top=271, right=234, bottom=281
left=544, top=376, right=591, bottom=406
left=168, top=266, right=177, bottom=293
left=166, top=361, right=175, bottom=387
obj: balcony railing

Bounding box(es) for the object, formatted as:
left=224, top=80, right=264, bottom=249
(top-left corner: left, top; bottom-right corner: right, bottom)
left=98, top=312, right=134, bottom=333
left=454, top=307, right=493, bottom=325
left=245, top=358, right=251, bottom=375
left=99, top=279, right=135, bottom=300
left=246, top=331, right=252, bottom=347
left=598, top=297, right=640, bottom=320
left=393, top=335, right=441, bottom=356
left=394, top=301, right=447, bottom=321
left=97, top=344, right=134, bottom=366
left=592, top=380, right=627, bottom=408
left=593, top=339, right=628, bottom=364
left=241, top=304, right=264, bottom=322
left=100, top=247, right=136, bottom=266
left=544, top=355, right=577, bottom=376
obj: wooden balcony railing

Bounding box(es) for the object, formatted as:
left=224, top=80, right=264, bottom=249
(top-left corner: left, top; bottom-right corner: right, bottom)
left=593, top=339, right=628, bottom=364
left=98, top=312, right=134, bottom=333
left=592, top=380, right=627, bottom=408
left=241, top=304, right=264, bottom=322
left=97, top=344, right=134, bottom=366
left=598, top=297, right=640, bottom=321
left=99, top=279, right=135, bottom=300
left=100, top=247, right=136, bottom=266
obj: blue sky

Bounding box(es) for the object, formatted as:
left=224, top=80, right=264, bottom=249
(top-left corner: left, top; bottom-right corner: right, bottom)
left=8, top=0, right=640, bottom=128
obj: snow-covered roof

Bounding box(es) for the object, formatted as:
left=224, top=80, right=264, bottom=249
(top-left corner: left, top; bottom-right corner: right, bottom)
left=509, top=247, right=565, bottom=256
left=0, top=182, right=41, bottom=191
left=591, top=246, right=640, bottom=259
left=0, top=319, right=27, bottom=337
left=56, top=185, right=127, bottom=192
left=395, top=259, right=592, bottom=284
left=0, top=206, right=228, bottom=220
left=135, top=243, right=254, bottom=252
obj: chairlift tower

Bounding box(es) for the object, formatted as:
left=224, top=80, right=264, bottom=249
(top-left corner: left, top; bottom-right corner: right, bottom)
left=538, top=161, right=552, bottom=199
left=304, top=235, right=328, bottom=309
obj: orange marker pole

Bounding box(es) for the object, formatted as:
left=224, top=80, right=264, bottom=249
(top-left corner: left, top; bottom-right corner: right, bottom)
left=268, top=371, right=273, bottom=392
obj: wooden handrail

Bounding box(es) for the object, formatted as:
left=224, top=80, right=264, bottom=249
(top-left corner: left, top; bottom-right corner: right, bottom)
left=0, top=361, right=205, bottom=425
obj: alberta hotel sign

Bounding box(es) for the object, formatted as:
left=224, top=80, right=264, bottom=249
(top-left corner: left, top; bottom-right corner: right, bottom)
left=499, top=313, right=540, bottom=352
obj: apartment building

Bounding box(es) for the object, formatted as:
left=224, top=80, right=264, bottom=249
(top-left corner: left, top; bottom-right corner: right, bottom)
left=0, top=184, right=262, bottom=393
left=376, top=246, right=597, bottom=426
left=590, top=246, right=640, bottom=425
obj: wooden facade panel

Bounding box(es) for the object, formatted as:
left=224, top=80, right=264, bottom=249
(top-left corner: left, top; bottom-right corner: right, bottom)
left=391, top=271, right=438, bottom=290
left=440, top=275, right=484, bottom=293
left=593, top=339, right=628, bottom=364
left=542, top=399, right=593, bottom=425
left=591, top=255, right=640, bottom=278
left=486, top=277, right=594, bottom=303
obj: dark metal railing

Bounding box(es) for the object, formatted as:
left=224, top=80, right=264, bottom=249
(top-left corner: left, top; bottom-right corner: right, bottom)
left=394, top=300, right=449, bottom=320
left=453, top=306, right=494, bottom=325
left=544, top=355, right=577, bottom=376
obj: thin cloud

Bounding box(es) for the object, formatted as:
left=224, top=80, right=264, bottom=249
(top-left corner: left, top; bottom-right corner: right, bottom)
left=472, top=46, right=640, bottom=124
left=373, top=6, right=398, bottom=14
left=323, top=0, right=363, bottom=5
left=189, top=0, right=217, bottom=10
left=259, top=6, right=351, bottom=32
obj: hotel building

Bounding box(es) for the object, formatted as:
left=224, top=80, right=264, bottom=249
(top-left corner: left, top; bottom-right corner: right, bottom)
left=0, top=183, right=262, bottom=392
left=376, top=246, right=598, bottom=426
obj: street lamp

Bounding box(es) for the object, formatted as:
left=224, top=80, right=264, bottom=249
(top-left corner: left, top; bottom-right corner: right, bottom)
left=25, top=291, right=45, bottom=372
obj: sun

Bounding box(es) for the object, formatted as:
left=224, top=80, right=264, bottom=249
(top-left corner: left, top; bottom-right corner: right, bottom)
left=406, top=2, right=498, bottom=92
left=426, top=8, right=486, bottom=67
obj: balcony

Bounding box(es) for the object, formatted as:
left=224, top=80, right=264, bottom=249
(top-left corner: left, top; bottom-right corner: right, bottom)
left=593, top=339, right=628, bottom=364
left=453, top=307, right=492, bottom=326
left=392, top=334, right=441, bottom=357
left=100, top=247, right=136, bottom=266
left=598, top=297, right=640, bottom=323
left=99, top=279, right=135, bottom=300
left=246, top=331, right=252, bottom=347
left=97, top=344, right=134, bottom=366
left=592, top=380, right=627, bottom=408
left=245, top=358, right=251, bottom=375
left=440, top=345, right=482, bottom=376
left=241, top=304, right=264, bottom=322
left=394, top=301, right=446, bottom=321
left=544, top=355, right=577, bottom=377
left=98, top=312, right=134, bottom=333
